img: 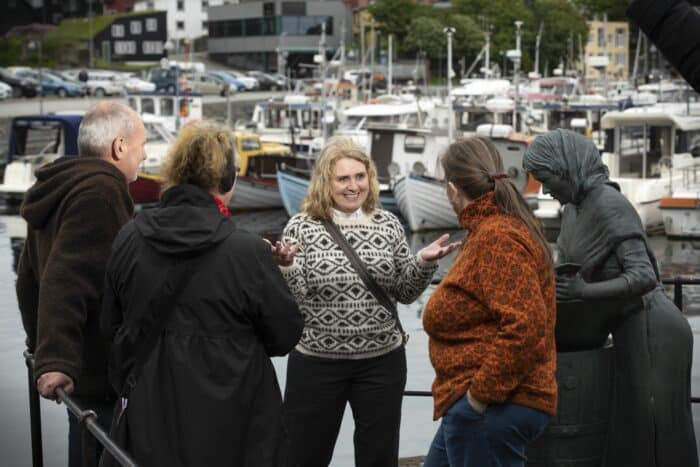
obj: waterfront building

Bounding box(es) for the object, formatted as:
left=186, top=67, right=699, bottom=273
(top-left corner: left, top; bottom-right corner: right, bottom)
left=207, top=0, right=353, bottom=74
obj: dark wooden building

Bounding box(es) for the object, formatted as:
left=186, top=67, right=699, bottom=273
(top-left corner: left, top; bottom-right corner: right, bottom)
left=92, top=10, right=166, bottom=62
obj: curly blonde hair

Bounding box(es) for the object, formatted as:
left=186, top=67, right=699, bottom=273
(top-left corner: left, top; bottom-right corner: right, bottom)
left=301, top=136, right=379, bottom=219
left=161, top=120, right=237, bottom=193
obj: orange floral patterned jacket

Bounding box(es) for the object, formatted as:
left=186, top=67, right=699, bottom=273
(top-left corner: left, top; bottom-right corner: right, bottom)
left=423, top=193, right=557, bottom=419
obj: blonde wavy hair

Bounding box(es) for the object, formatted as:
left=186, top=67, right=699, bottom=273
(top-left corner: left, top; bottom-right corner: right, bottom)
left=161, top=120, right=237, bottom=193
left=301, top=136, right=380, bottom=219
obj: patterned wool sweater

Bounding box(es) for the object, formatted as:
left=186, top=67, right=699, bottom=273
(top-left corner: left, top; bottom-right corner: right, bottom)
left=281, top=209, right=437, bottom=359
left=423, top=193, right=557, bottom=419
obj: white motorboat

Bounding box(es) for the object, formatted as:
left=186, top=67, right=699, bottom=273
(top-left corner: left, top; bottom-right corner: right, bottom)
left=659, top=160, right=700, bottom=238
left=601, top=103, right=700, bottom=232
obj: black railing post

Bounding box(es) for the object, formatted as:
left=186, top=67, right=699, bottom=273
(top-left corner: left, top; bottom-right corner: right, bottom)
left=674, top=278, right=684, bottom=311
left=24, top=350, right=43, bottom=467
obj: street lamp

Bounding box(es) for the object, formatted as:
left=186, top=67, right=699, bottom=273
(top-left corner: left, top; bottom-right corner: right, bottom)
left=444, top=27, right=456, bottom=142
left=27, top=40, right=44, bottom=114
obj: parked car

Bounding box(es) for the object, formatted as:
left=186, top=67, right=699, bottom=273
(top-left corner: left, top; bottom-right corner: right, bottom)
left=62, top=69, right=125, bottom=97
left=115, top=72, right=157, bottom=93
left=149, top=67, right=183, bottom=93
left=0, top=81, right=11, bottom=99
left=184, top=72, right=228, bottom=95
left=44, top=70, right=89, bottom=96
left=15, top=70, right=85, bottom=97
left=0, top=68, right=40, bottom=98
left=246, top=71, right=286, bottom=91
left=207, top=71, right=246, bottom=93
left=217, top=70, right=258, bottom=91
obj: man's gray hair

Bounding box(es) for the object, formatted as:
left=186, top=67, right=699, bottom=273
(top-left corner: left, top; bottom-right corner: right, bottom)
left=78, top=102, right=137, bottom=158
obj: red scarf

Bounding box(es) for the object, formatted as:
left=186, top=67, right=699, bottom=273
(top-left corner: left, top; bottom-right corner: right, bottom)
left=212, top=195, right=232, bottom=218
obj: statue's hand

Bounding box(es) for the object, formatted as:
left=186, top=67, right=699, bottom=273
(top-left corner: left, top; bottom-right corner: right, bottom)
left=556, top=274, right=587, bottom=301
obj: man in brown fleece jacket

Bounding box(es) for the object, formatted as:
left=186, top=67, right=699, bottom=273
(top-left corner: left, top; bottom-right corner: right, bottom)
left=16, top=101, right=146, bottom=467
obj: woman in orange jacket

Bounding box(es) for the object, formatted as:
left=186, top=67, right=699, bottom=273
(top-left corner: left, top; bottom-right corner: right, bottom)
left=422, top=136, right=557, bottom=467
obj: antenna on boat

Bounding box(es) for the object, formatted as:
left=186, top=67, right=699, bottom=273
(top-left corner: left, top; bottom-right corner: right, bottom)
left=534, top=22, right=544, bottom=77
left=444, top=27, right=456, bottom=142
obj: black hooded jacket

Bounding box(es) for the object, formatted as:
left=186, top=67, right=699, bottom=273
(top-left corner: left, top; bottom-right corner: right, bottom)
left=101, top=184, right=302, bottom=467
left=16, top=157, right=133, bottom=399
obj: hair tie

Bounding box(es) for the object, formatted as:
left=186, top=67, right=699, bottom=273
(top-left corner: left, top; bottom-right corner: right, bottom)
left=489, top=173, right=509, bottom=181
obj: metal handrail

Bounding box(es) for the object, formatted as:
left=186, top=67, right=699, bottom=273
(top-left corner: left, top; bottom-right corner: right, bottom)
left=23, top=351, right=138, bottom=467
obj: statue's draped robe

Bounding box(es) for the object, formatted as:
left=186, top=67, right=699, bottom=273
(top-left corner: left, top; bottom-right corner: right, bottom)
left=524, top=129, right=697, bottom=467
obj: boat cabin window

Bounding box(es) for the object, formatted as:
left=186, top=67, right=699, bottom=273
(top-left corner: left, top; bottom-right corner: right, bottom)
left=13, top=120, right=64, bottom=156
left=404, top=135, right=425, bottom=153
left=675, top=130, right=700, bottom=157
left=127, top=97, right=138, bottom=111
left=240, top=137, right=261, bottom=151
left=160, top=98, right=175, bottom=117
left=617, top=125, right=671, bottom=178
left=458, top=111, right=494, bottom=131
left=142, top=98, right=155, bottom=114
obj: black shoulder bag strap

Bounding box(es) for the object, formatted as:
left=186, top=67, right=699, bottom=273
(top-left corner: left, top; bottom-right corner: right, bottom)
left=321, top=219, right=408, bottom=344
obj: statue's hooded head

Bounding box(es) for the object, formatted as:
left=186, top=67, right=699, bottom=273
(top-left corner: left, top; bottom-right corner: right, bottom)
left=523, top=129, right=609, bottom=205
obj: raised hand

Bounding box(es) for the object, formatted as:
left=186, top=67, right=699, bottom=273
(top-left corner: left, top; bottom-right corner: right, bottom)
left=264, top=238, right=300, bottom=267
left=418, top=233, right=462, bottom=262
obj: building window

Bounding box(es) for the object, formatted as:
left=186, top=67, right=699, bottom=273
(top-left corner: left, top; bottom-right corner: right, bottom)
left=616, top=28, right=625, bottom=48
left=114, top=41, right=137, bottom=55
left=147, top=1, right=154, bottom=8
left=111, top=24, right=125, bottom=38
left=616, top=52, right=626, bottom=66
left=263, top=2, right=275, bottom=16
left=130, top=20, right=142, bottom=35
left=143, top=41, right=164, bottom=54
left=282, top=2, right=306, bottom=15
left=245, top=18, right=261, bottom=36
left=202, top=0, right=209, bottom=7
left=597, top=27, right=604, bottom=47
left=177, top=1, right=185, bottom=11
left=281, top=16, right=333, bottom=36
left=202, top=20, right=208, bottom=30
left=176, top=21, right=185, bottom=31
left=146, top=18, right=158, bottom=32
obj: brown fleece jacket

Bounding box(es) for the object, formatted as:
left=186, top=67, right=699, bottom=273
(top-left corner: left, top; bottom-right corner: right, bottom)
left=16, top=157, right=133, bottom=400
left=423, top=193, right=557, bottom=419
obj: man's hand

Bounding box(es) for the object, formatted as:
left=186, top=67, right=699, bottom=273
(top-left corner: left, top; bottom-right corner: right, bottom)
left=37, top=372, right=74, bottom=401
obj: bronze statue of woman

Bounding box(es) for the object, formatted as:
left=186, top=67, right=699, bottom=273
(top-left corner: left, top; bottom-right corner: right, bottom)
left=523, top=129, right=697, bottom=467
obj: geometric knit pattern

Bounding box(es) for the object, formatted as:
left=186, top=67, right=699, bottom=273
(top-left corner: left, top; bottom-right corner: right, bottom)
left=422, top=193, right=558, bottom=419
left=281, top=209, right=437, bottom=359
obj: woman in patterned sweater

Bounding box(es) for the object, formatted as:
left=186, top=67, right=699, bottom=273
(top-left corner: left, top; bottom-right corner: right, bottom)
left=422, top=137, right=557, bottom=467
left=268, top=137, right=460, bottom=467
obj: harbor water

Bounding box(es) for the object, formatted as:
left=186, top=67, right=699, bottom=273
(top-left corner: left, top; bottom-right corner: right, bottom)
left=1, top=208, right=700, bottom=466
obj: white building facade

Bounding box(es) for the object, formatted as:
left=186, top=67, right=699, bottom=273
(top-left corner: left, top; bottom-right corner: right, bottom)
left=134, top=0, right=237, bottom=41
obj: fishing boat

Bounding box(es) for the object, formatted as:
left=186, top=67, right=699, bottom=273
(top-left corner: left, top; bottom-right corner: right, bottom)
left=600, top=102, right=700, bottom=232
left=133, top=132, right=307, bottom=210
left=393, top=125, right=538, bottom=231
left=659, top=160, right=700, bottom=238
left=0, top=114, right=82, bottom=204
left=126, top=92, right=203, bottom=135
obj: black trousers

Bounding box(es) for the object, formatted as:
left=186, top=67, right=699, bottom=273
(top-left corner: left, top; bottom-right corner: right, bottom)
left=284, top=347, right=407, bottom=467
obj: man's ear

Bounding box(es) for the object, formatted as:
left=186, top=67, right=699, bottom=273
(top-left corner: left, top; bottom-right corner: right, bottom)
left=111, top=137, right=124, bottom=162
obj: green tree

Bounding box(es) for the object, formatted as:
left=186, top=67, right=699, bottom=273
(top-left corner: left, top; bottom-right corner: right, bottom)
left=532, top=0, right=589, bottom=75
left=447, top=14, right=484, bottom=60
left=368, top=0, right=417, bottom=42
left=403, top=16, right=445, bottom=58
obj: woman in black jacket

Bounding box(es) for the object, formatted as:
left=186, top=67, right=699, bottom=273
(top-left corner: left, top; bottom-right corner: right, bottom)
left=101, top=120, right=303, bottom=467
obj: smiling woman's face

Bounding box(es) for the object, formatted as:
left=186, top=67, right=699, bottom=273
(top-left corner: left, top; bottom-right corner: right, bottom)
left=531, top=169, right=574, bottom=204
left=330, top=157, right=369, bottom=213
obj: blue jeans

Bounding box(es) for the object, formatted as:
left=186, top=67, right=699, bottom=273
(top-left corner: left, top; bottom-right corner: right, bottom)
left=424, top=396, right=550, bottom=467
